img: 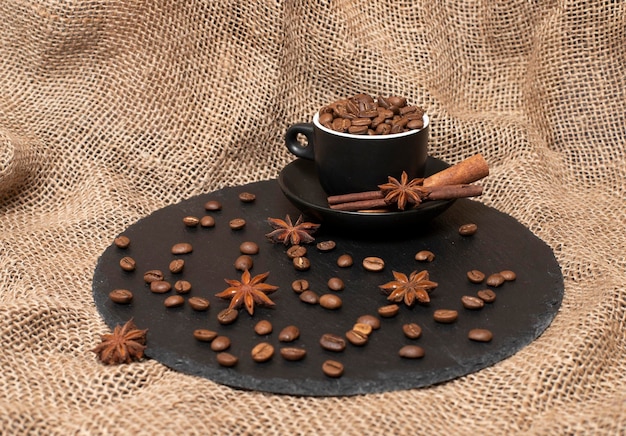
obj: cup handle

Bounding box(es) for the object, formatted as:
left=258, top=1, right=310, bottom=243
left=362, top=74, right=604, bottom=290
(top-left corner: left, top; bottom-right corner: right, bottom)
left=285, top=123, right=315, bottom=160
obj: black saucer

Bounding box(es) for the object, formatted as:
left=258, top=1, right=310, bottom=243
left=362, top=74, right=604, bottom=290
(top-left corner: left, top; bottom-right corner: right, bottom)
left=278, top=157, right=456, bottom=236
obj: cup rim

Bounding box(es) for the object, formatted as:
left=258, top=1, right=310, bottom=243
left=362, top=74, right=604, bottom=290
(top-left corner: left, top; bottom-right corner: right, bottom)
left=313, top=112, right=429, bottom=139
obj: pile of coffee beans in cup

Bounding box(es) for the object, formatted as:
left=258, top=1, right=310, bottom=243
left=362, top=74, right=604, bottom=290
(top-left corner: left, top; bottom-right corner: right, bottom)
left=318, top=93, right=425, bottom=135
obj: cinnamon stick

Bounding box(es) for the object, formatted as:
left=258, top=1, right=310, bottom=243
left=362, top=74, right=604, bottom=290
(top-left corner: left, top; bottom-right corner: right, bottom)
left=422, top=153, right=489, bottom=188
left=327, top=190, right=384, bottom=206
left=424, top=184, right=483, bottom=200
left=329, top=198, right=388, bottom=211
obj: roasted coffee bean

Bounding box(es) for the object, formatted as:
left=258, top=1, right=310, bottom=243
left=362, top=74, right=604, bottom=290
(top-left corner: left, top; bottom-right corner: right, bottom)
left=238, top=192, right=256, bottom=203
left=402, top=323, right=422, bottom=339
left=114, top=235, right=130, bottom=249
left=327, top=277, right=345, bottom=291
left=164, top=295, right=184, bottom=308
left=280, top=347, right=307, bottom=361
left=291, top=279, right=309, bottom=293
left=477, top=289, right=497, bottom=303
left=200, top=215, right=216, bottom=228
left=143, top=269, right=164, bottom=283
left=486, top=273, right=505, bottom=287
left=193, top=329, right=218, bottom=342
left=286, top=245, right=307, bottom=258
left=320, top=333, right=346, bottom=352
left=169, top=259, right=185, bottom=274
left=316, top=240, right=336, bottom=252
left=356, top=314, right=381, bottom=330
left=468, top=328, right=493, bottom=342
left=150, top=280, right=172, bottom=294
left=211, top=336, right=231, bottom=351
left=171, top=242, right=193, bottom=254
left=229, top=218, right=246, bottom=230
left=293, top=256, right=311, bottom=271
left=188, top=297, right=210, bottom=311
left=461, top=295, right=485, bottom=310
left=239, top=241, right=259, bottom=255
left=217, top=308, right=238, bottom=325
left=337, top=254, right=354, bottom=268
left=378, top=304, right=400, bottom=318
left=399, top=345, right=425, bottom=359
left=299, top=290, right=319, bottom=304
left=433, top=309, right=458, bottom=323
left=500, top=270, right=517, bottom=281
left=174, top=280, right=192, bottom=294
left=415, top=250, right=435, bottom=262
left=407, top=119, right=424, bottom=129
left=345, top=329, right=368, bottom=346
left=119, top=256, right=136, bottom=271
left=182, top=216, right=200, bottom=227
left=459, top=223, right=478, bottom=236
left=353, top=322, right=373, bottom=336
left=319, top=294, right=342, bottom=310
left=204, top=200, right=222, bottom=211
left=109, top=289, right=133, bottom=304
left=254, top=320, right=273, bottom=336
left=216, top=352, right=238, bottom=367
left=278, top=325, right=300, bottom=342
left=251, top=342, right=274, bottom=362
left=322, top=359, right=344, bottom=377
left=234, top=255, right=253, bottom=271
left=467, top=269, right=486, bottom=283
left=363, top=256, right=385, bottom=272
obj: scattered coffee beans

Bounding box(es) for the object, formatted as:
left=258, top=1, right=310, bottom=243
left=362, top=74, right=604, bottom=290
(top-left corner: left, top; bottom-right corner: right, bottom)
left=345, top=329, right=368, bottom=346
left=353, top=322, right=373, bottom=337
left=399, top=345, right=425, bottom=359
left=459, top=223, right=478, bottom=236
left=286, top=245, right=307, bottom=259
left=238, top=192, right=256, bottom=203
left=234, top=255, right=253, bottom=271
left=229, top=218, right=246, bottom=230
left=316, top=240, right=336, bottom=252
left=378, top=304, right=400, bottom=318
left=280, top=347, right=307, bottom=361
left=200, top=215, right=215, bottom=228
left=322, top=359, right=344, bottom=377
left=239, top=241, right=259, bottom=255
left=319, top=294, right=342, bottom=310
left=254, top=320, right=273, bottom=335
left=174, top=280, right=192, bottom=294
left=320, top=333, right=346, bottom=352
left=433, top=309, right=458, bottom=323
left=486, top=273, right=505, bottom=287
left=217, top=308, right=239, bottom=325
left=363, top=256, right=385, bottom=272
left=169, top=259, right=185, bottom=274
left=500, top=270, right=517, bottom=281
left=216, top=352, right=238, bottom=367
left=109, top=289, right=133, bottom=304
left=477, top=289, right=497, bottom=303
left=468, top=328, right=493, bottom=342
left=337, top=254, right=354, bottom=268
left=204, top=200, right=222, bottom=211
left=327, top=277, right=345, bottom=291
left=182, top=216, right=200, bottom=227
left=171, top=242, right=193, bottom=254
left=299, top=290, right=319, bottom=305
left=278, top=325, right=300, bottom=342
left=251, top=342, right=274, bottom=362
left=356, top=314, right=381, bottom=330
left=291, top=279, right=309, bottom=293
left=211, top=336, right=231, bottom=351
left=293, top=256, right=311, bottom=271
left=415, top=250, right=435, bottom=262
left=119, top=256, right=136, bottom=272
left=467, top=269, right=486, bottom=283
left=193, top=329, right=218, bottom=342
left=461, top=295, right=485, bottom=310
left=402, top=323, right=422, bottom=339
left=143, top=269, right=164, bottom=283
left=114, top=235, right=130, bottom=249
left=188, top=296, right=210, bottom=311
left=150, top=280, right=172, bottom=294
left=164, top=295, right=184, bottom=308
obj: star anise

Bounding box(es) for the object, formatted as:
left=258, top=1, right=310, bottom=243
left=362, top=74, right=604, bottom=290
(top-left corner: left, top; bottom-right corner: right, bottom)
left=378, top=171, right=427, bottom=210
left=265, top=214, right=320, bottom=246
left=92, top=319, right=148, bottom=365
left=379, top=270, right=438, bottom=306
left=215, top=269, right=279, bottom=315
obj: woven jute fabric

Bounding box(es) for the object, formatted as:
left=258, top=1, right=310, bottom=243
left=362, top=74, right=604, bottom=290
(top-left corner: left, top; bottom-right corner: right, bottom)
left=1, top=1, right=624, bottom=434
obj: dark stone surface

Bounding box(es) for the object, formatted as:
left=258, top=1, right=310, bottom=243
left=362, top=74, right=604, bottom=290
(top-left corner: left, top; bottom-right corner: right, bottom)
left=92, top=176, right=563, bottom=397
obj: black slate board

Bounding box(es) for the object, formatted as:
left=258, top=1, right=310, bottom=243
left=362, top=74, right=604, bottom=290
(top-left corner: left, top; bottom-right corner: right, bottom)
left=92, top=178, right=563, bottom=396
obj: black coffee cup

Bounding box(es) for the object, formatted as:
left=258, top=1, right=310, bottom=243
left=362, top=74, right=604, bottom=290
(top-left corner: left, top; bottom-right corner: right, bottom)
left=286, top=112, right=430, bottom=195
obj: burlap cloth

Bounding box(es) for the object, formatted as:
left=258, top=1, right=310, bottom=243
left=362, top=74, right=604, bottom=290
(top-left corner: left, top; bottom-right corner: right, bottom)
left=1, top=1, right=624, bottom=434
